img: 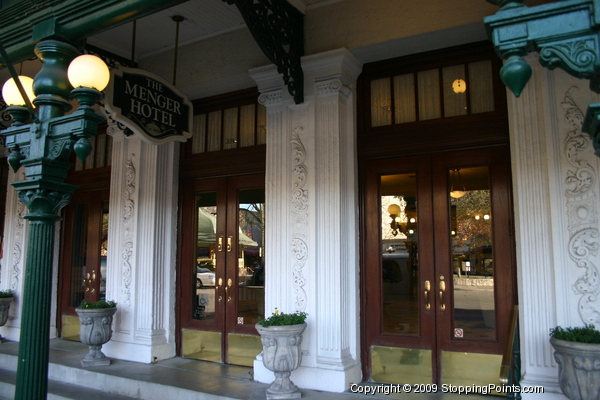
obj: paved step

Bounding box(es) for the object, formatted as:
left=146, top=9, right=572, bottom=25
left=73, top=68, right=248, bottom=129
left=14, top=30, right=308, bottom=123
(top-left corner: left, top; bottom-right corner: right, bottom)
left=0, top=368, right=136, bottom=400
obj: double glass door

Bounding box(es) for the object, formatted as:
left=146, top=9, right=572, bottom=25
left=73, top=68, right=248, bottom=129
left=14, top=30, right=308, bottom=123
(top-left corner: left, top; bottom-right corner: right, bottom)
left=363, top=147, right=516, bottom=387
left=179, top=174, right=265, bottom=366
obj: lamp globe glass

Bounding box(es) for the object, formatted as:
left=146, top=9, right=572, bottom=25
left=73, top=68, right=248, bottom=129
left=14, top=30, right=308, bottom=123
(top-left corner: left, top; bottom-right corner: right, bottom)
left=68, top=55, right=110, bottom=91
left=2, top=76, right=35, bottom=106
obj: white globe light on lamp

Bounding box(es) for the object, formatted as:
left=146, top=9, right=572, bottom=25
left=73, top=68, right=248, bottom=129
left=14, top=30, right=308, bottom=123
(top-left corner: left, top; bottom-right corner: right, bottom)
left=68, top=54, right=110, bottom=91
left=2, top=76, right=35, bottom=106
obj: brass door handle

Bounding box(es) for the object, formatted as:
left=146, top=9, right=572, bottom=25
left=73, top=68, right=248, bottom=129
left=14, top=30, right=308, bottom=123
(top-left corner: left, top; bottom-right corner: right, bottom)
left=216, top=278, right=223, bottom=303
left=227, top=237, right=232, bottom=253
left=225, top=278, right=232, bottom=303
left=439, top=276, right=446, bottom=312
left=424, top=280, right=431, bottom=310
left=217, top=237, right=223, bottom=252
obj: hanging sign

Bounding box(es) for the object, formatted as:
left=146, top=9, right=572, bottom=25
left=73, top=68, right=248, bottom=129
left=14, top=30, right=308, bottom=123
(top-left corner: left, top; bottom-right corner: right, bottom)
left=104, top=67, right=193, bottom=144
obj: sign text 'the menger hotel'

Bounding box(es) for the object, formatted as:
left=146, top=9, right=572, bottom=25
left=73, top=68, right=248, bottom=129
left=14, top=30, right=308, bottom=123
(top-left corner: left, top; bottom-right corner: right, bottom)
left=105, top=67, right=193, bottom=144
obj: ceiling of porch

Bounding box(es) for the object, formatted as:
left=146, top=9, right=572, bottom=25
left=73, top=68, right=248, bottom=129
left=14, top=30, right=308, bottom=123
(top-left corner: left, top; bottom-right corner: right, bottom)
left=87, top=0, right=331, bottom=63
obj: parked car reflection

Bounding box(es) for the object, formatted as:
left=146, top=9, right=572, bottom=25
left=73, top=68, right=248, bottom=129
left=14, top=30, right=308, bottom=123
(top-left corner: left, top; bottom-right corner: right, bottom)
left=196, top=267, right=216, bottom=288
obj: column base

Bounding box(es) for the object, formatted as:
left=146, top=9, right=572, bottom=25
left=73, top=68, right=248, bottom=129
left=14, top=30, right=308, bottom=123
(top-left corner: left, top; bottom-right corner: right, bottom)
left=103, top=338, right=175, bottom=364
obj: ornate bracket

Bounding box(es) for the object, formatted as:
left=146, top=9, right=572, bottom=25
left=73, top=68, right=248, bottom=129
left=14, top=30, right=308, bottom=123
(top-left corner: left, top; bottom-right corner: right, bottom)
left=223, top=0, right=304, bottom=104
left=485, top=0, right=600, bottom=155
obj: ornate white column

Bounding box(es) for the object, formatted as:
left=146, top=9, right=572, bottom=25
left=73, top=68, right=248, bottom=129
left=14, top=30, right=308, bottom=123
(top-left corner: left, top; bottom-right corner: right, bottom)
left=102, top=123, right=179, bottom=363
left=508, top=53, right=600, bottom=399
left=250, top=48, right=362, bottom=392
left=0, top=167, right=28, bottom=342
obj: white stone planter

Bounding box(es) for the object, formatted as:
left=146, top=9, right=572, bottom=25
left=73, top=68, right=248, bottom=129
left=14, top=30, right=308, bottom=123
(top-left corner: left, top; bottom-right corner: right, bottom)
left=550, top=337, right=600, bottom=400
left=76, top=307, right=117, bottom=367
left=256, top=322, right=306, bottom=399
left=0, top=297, right=13, bottom=342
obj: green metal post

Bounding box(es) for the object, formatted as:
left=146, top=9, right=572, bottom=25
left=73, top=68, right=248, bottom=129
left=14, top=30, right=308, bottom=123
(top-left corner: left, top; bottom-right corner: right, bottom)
left=15, top=217, right=61, bottom=399
left=2, top=39, right=104, bottom=399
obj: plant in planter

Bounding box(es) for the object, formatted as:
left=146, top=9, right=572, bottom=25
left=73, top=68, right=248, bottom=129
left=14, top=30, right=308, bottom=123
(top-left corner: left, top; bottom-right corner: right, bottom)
left=76, top=299, right=117, bottom=367
left=256, top=309, right=308, bottom=400
left=550, top=324, right=600, bottom=400
left=0, top=290, right=14, bottom=342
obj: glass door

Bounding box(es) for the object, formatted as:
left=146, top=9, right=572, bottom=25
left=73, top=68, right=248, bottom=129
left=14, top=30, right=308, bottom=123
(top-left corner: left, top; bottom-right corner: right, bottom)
left=364, top=147, right=516, bottom=387
left=58, top=189, right=110, bottom=340
left=179, top=174, right=265, bottom=366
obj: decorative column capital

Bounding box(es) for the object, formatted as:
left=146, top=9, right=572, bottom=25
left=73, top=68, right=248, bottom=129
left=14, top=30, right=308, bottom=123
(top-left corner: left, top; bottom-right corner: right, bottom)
left=315, top=78, right=352, bottom=98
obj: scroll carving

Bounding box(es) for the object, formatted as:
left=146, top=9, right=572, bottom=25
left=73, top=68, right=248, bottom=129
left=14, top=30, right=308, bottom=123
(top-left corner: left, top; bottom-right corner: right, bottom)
left=291, top=126, right=307, bottom=311
left=563, top=87, right=600, bottom=325
left=121, top=155, right=136, bottom=305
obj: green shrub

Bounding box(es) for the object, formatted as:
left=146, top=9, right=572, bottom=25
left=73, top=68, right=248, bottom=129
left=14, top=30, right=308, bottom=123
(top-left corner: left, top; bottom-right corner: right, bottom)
left=258, top=308, right=307, bottom=327
left=78, top=299, right=117, bottom=309
left=550, top=325, right=600, bottom=344
left=0, top=289, right=14, bottom=298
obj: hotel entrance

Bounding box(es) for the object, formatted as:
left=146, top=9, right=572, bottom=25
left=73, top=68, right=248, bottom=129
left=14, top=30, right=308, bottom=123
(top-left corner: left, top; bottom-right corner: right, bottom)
left=363, top=147, right=516, bottom=387
left=358, top=42, right=516, bottom=388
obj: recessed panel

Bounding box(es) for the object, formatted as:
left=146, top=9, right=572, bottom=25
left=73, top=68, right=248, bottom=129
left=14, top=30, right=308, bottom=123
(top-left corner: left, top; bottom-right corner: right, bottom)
left=442, top=351, right=502, bottom=393
left=182, top=329, right=221, bottom=362
left=372, top=346, right=432, bottom=384
left=228, top=333, right=262, bottom=367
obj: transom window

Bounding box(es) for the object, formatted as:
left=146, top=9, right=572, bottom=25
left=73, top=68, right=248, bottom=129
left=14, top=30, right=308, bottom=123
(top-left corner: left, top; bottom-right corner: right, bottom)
left=188, top=88, right=266, bottom=155
left=370, top=59, right=495, bottom=128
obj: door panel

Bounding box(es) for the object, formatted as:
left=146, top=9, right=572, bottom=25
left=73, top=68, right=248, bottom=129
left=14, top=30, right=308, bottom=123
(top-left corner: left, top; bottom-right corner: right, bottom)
left=180, top=174, right=265, bottom=366
left=364, top=147, right=515, bottom=386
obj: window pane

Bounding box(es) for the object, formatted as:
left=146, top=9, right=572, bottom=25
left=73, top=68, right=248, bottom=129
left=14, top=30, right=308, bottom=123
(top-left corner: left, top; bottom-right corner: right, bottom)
left=450, top=166, right=495, bottom=340
left=443, top=65, right=467, bottom=118
left=192, top=114, right=207, bottom=154
left=469, top=60, right=495, bottom=114
left=237, top=188, right=265, bottom=326
left=417, top=69, right=441, bottom=121
left=257, top=104, right=267, bottom=145
left=371, top=78, right=392, bottom=127
left=393, top=74, right=416, bottom=124
left=239, top=104, right=256, bottom=148
left=207, top=111, right=222, bottom=152
left=194, top=192, right=218, bottom=321
left=100, top=202, right=109, bottom=300
left=223, top=108, right=238, bottom=150
left=381, top=174, right=419, bottom=335
left=70, top=204, right=88, bottom=307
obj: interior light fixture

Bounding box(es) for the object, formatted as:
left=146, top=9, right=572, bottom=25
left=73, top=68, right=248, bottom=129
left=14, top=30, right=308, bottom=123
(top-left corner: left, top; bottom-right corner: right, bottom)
left=450, top=169, right=468, bottom=199
left=452, top=78, right=466, bottom=94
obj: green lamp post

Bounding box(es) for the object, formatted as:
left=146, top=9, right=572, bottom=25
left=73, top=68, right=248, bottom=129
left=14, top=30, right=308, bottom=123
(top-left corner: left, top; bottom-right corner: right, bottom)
left=1, top=39, right=109, bottom=399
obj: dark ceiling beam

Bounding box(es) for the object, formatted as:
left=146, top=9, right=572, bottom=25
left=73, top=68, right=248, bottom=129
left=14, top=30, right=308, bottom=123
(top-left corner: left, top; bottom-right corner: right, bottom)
left=0, top=0, right=188, bottom=67
left=223, top=0, right=305, bottom=104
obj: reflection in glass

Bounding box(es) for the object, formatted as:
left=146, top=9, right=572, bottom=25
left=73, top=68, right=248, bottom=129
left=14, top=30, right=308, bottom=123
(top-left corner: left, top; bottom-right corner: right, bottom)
left=100, top=201, right=109, bottom=300
left=381, top=173, right=419, bottom=335
left=237, top=188, right=265, bottom=326
left=193, top=192, right=218, bottom=321
left=70, top=204, right=88, bottom=307
left=450, top=167, right=496, bottom=340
